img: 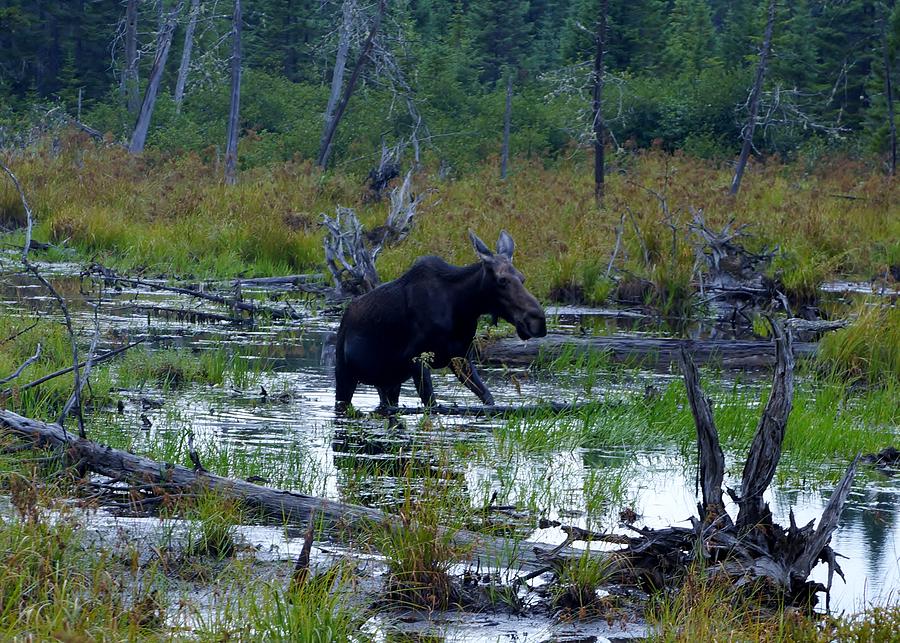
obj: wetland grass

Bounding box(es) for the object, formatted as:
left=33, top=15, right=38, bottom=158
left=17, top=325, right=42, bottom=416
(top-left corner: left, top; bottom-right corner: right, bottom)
left=0, top=314, right=115, bottom=420
left=6, top=146, right=897, bottom=297
left=372, top=471, right=473, bottom=610
left=819, top=303, right=900, bottom=386
left=648, top=567, right=900, bottom=642
left=115, top=345, right=268, bottom=391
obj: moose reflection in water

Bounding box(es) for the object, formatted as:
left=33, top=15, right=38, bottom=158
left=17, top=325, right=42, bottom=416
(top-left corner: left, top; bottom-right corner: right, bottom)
left=335, top=230, right=547, bottom=411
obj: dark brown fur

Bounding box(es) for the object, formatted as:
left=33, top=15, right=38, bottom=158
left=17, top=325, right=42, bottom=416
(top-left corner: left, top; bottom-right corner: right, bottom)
left=335, top=230, right=546, bottom=411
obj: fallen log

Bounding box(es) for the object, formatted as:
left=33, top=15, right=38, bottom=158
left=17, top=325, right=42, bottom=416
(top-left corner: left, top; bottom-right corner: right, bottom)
left=90, top=270, right=303, bottom=321
left=381, top=400, right=607, bottom=417
left=125, top=304, right=250, bottom=325
left=0, top=409, right=578, bottom=572
left=480, top=332, right=818, bottom=370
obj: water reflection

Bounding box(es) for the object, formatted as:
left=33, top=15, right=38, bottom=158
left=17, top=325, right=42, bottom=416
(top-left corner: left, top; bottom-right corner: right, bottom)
left=0, top=270, right=898, bottom=616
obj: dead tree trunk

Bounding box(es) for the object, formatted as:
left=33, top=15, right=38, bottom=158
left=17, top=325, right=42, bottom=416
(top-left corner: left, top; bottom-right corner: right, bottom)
left=174, top=0, right=200, bottom=114
left=882, top=5, right=897, bottom=176
left=500, top=72, right=513, bottom=180
left=319, top=0, right=354, bottom=161
left=129, top=1, right=184, bottom=154
left=224, top=0, right=242, bottom=185
left=122, top=0, right=141, bottom=114
left=317, top=0, right=386, bottom=168
left=730, top=0, right=776, bottom=195
left=592, top=0, right=608, bottom=203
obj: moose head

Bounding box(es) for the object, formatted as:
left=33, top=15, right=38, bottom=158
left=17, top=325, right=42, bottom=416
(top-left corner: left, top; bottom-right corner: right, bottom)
left=469, top=229, right=547, bottom=341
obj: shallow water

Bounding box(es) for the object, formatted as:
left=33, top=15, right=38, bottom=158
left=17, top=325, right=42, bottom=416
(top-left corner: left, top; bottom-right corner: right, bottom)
left=1, top=266, right=898, bottom=636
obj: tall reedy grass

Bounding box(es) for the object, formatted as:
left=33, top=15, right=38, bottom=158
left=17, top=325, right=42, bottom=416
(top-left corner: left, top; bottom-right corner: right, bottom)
left=818, top=303, right=900, bottom=386
left=648, top=566, right=900, bottom=642
left=371, top=462, right=473, bottom=610
left=4, top=143, right=897, bottom=297
left=0, top=450, right=168, bottom=640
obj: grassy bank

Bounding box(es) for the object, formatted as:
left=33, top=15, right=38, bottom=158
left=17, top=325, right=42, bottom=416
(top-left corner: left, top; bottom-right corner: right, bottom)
left=2, top=141, right=897, bottom=301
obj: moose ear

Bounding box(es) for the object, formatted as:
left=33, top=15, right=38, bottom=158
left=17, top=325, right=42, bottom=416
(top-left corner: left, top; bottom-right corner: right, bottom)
left=469, top=229, right=495, bottom=263
left=496, top=230, right=515, bottom=260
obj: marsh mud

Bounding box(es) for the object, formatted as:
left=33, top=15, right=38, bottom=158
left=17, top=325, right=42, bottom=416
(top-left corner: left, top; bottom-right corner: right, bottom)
left=0, top=262, right=898, bottom=639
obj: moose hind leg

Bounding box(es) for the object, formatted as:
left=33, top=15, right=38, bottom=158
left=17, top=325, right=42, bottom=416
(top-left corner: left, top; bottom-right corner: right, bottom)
left=334, top=361, right=358, bottom=413
left=413, top=366, right=436, bottom=407
left=450, top=357, right=495, bottom=406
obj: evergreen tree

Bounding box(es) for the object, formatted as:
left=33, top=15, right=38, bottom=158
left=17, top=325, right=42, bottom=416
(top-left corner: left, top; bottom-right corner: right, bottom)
left=466, top=0, right=533, bottom=84
left=663, top=0, right=720, bottom=76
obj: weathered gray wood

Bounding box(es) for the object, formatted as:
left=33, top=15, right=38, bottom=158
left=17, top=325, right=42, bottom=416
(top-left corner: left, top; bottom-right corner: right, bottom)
left=2, top=340, right=145, bottom=396
left=224, top=0, right=242, bottom=185
left=500, top=73, right=512, bottom=180
left=129, top=1, right=184, bottom=153
left=480, top=332, right=818, bottom=370
left=320, top=0, right=354, bottom=161
left=317, top=0, right=386, bottom=168
left=592, top=0, right=608, bottom=202
left=174, top=0, right=201, bottom=113
left=0, top=409, right=576, bottom=572
left=381, top=401, right=606, bottom=417
left=96, top=273, right=302, bottom=320
left=736, top=319, right=794, bottom=530
left=730, top=0, right=776, bottom=195
left=678, top=347, right=725, bottom=518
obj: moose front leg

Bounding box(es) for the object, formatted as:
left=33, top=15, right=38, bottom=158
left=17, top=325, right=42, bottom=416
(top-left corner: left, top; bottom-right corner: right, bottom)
left=413, top=366, right=436, bottom=407
left=450, top=356, right=495, bottom=406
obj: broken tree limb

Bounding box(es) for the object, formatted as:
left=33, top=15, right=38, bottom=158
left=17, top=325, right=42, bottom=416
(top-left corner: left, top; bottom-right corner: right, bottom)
left=3, top=340, right=145, bottom=396
left=678, top=347, right=725, bottom=521
left=379, top=400, right=607, bottom=417
left=0, top=343, right=42, bottom=386
left=0, top=409, right=578, bottom=573
left=90, top=270, right=302, bottom=321
left=735, top=318, right=794, bottom=530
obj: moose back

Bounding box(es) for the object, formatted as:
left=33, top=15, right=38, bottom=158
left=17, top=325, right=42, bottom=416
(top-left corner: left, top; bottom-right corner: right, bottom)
left=334, top=230, right=546, bottom=411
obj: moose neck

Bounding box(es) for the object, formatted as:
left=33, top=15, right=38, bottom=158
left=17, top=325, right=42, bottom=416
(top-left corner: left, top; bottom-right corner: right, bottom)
left=453, top=261, right=498, bottom=320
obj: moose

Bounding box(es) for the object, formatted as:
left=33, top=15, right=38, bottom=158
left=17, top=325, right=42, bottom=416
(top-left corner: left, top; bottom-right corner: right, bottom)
left=334, top=230, right=547, bottom=411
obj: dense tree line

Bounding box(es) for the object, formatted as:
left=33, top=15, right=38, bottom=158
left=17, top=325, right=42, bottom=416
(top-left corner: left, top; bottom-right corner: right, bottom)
left=0, top=0, right=897, bottom=171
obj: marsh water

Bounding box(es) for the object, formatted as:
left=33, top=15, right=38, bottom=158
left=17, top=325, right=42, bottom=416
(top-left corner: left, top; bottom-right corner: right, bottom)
left=2, top=261, right=899, bottom=639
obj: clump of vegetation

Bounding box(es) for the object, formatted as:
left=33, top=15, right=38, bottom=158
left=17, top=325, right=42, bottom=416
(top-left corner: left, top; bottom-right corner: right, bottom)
left=551, top=550, right=615, bottom=620
left=648, top=566, right=900, bottom=642
left=0, top=453, right=168, bottom=640
left=182, top=492, right=242, bottom=559
left=818, top=304, right=900, bottom=386
left=373, top=473, right=472, bottom=610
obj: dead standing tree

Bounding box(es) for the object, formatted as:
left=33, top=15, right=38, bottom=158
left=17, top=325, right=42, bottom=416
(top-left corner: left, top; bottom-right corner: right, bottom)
left=174, top=0, right=201, bottom=113
left=592, top=0, right=608, bottom=202
left=122, top=0, right=141, bottom=114
left=882, top=1, right=897, bottom=176
left=224, top=0, right=242, bottom=185
left=730, top=0, right=777, bottom=195
left=129, top=1, right=185, bottom=153
left=317, top=0, right=387, bottom=168
left=500, top=72, right=513, bottom=180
